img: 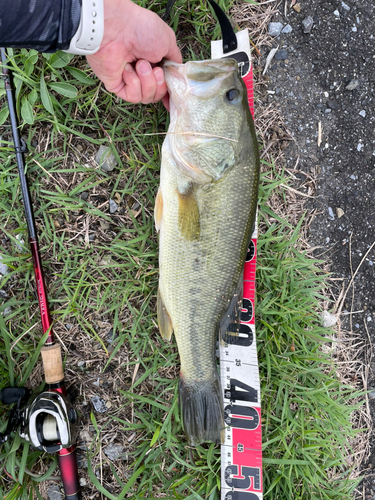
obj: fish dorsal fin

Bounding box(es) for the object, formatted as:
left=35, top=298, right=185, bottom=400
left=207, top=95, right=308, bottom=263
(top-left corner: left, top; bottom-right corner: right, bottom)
left=219, top=272, right=244, bottom=344
left=177, top=188, right=200, bottom=241
left=154, top=187, right=163, bottom=232
left=157, top=287, right=173, bottom=341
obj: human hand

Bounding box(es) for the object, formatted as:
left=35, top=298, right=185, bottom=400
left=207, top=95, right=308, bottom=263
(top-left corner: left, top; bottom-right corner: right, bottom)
left=87, top=0, right=182, bottom=106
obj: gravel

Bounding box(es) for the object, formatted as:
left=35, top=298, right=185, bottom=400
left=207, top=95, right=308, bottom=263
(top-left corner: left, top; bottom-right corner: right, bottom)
left=103, top=443, right=128, bottom=461
left=302, top=16, right=314, bottom=33
left=91, top=395, right=108, bottom=413
left=268, top=22, right=284, bottom=37
left=95, top=145, right=118, bottom=172
left=0, top=256, right=8, bottom=276
left=109, top=199, right=118, bottom=213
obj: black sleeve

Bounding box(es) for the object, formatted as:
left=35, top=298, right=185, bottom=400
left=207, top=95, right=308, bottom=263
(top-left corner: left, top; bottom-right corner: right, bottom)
left=0, top=0, right=81, bottom=53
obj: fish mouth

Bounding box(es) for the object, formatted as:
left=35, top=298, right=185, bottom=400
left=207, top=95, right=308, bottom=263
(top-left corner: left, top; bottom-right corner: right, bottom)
left=163, top=58, right=239, bottom=103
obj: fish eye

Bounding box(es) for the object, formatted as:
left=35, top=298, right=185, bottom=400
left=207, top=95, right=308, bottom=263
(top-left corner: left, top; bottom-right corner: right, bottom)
left=225, top=88, right=240, bottom=103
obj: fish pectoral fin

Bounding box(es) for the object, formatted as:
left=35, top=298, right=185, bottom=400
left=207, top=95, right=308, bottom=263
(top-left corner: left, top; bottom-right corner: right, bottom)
left=157, top=287, right=173, bottom=341
left=154, top=187, right=163, bottom=232
left=178, top=189, right=200, bottom=241
left=219, top=272, right=244, bottom=344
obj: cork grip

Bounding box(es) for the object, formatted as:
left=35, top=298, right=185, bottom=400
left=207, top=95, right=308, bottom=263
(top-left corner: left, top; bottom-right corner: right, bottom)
left=41, top=344, right=64, bottom=384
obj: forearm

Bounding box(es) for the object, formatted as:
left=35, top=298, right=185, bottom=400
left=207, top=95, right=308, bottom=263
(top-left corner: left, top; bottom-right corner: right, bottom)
left=0, top=0, right=81, bottom=52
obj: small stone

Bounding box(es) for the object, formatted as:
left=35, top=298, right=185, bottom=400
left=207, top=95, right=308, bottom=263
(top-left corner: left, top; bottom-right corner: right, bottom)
left=0, top=256, right=9, bottom=276
left=352, top=26, right=357, bottom=32
left=346, top=79, right=359, bottom=90
left=76, top=455, right=88, bottom=468
left=2, top=306, right=12, bottom=316
left=328, top=207, right=335, bottom=220
left=293, top=3, right=301, bottom=12
left=0, top=290, right=8, bottom=299
left=15, top=234, right=24, bottom=252
left=275, top=49, right=288, bottom=60
left=109, top=199, right=118, bottom=214
left=99, top=256, right=111, bottom=266
left=327, top=100, right=340, bottom=110
left=341, top=1, right=350, bottom=10
left=336, top=208, right=344, bottom=218
left=281, top=24, right=293, bottom=34
left=79, top=478, right=87, bottom=487
left=359, top=110, right=366, bottom=118
left=91, top=395, right=108, bottom=413
left=268, top=22, right=284, bottom=37
left=95, top=145, right=118, bottom=172
left=47, top=484, right=63, bottom=500
left=107, top=328, right=119, bottom=344
left=103, top=443, right=128, bottom=461
left=357, top=142, right=363, bottom=152
left=302, top=16, right=314, bottom=33
left=80, top=429, right=94, bottom=443
left=333, top=10, right=340, bottom=17
left=321, top=310, right=338, bottom=328
left=80, top=191, right=89, bottom=201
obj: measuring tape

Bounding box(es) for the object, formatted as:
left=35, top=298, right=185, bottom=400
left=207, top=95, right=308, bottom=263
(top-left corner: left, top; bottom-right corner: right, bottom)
left=211, top=29, right=263, bottom=500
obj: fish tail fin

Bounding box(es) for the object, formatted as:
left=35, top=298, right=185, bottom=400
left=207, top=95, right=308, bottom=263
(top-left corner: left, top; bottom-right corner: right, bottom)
left=179, top=374, right=224, bottom=446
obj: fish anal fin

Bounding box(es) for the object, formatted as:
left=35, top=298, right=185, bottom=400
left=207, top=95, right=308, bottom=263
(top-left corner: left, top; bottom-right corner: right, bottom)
left=177, top=188, right=200, bottom=241
left=154, top=187, right=163, bottom=232
left=157, top=287, right=173, bottom=341
left=219, top=272, right=244, bottom=344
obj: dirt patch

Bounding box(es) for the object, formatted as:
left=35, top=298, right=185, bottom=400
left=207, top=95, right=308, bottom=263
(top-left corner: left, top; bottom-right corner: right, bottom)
left=261, top=0, right=375, bottom=495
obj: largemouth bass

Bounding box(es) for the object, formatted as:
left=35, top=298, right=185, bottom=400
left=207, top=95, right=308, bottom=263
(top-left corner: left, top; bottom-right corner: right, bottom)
left=155, top=58, right=259, bottom=445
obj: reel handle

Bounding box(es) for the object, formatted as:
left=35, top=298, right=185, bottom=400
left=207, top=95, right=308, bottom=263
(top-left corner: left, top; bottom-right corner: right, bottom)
left=0, top=387, right=31, bottom=405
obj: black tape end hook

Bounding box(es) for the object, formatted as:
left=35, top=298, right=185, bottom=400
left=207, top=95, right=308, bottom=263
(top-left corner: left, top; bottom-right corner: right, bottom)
left=207, top=0, right=237, bottom=54
left=162, top=0, right=237, bottom=54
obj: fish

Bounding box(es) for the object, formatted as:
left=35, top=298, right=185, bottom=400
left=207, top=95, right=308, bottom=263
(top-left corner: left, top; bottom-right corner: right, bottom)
left=154, top=58, right=259, bottom=446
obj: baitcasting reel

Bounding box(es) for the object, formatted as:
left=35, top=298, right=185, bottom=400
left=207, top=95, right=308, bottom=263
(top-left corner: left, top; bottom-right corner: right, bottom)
left=0, top=387, right=77, bottom=453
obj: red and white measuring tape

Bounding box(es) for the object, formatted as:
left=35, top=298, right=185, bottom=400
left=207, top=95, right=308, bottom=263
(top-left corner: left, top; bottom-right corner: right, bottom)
left=212, top=29, right=263, bottom=500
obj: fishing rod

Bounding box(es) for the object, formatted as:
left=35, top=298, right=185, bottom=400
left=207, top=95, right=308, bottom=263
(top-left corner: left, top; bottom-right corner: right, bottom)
left=0, top=48, right=81, bottom=500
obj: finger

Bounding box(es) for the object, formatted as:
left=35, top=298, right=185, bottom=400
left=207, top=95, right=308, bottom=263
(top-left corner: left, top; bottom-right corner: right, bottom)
left=164, top=30, right=182, bottom=64
left=116, top=63, right=142, bottom=103
left=152, top=67, right=168, bottom=103
left=162, top=92, right=170, bottom=111
left=135, top=60, right=159, bottom=104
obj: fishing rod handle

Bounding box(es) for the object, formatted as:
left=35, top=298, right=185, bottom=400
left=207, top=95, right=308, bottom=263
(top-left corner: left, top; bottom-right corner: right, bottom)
left=41, top=344, right=65, bottom=384
left=58, top=447, right=82, bottom=500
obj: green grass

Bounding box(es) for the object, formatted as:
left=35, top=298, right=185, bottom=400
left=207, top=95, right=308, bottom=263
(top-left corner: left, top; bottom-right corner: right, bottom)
left=0, top=1, right=363, bottom=498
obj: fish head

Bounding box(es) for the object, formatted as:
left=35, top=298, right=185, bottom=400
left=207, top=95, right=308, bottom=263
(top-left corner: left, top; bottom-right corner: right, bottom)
left=163, top=59, right=250, bottom=184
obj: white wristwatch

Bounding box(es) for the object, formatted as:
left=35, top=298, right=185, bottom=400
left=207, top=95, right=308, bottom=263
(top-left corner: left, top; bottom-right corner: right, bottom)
left=64, top=0, right=104, bottom=55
